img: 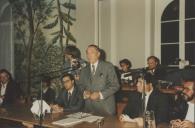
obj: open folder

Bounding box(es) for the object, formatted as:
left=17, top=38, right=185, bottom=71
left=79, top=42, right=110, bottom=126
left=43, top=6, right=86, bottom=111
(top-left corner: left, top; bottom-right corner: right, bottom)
left=52, top=112, right=104, bottom=127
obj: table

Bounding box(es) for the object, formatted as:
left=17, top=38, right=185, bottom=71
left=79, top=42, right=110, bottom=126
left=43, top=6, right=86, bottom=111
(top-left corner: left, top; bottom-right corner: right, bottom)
left=0, top=103, right=139, bottom=128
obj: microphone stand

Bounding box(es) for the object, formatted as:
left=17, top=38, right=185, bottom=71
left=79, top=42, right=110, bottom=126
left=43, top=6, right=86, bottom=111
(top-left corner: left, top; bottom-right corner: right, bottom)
left=39, top=80, right=43, bottom=128
left=140, top=73, right=146, bottom=128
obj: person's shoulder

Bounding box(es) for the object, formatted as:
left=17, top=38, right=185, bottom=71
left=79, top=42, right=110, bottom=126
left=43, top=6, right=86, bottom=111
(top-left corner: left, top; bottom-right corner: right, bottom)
left=74, top=85, right=83, bottom=95
left=100, top=61, right=114, bottom=67
left=153, top=89, right=168, bottom=99
left=48, top=87, right=55, bottom=93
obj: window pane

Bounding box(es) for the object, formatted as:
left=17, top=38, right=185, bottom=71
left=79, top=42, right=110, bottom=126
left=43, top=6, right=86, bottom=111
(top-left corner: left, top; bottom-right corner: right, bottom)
left=185, top=0, right=195, bottom=18
left=185, top=19, right=195, bottom=42
left=161, top=0, right=179, bottom=21
left=185, top=43, right=195, bottom=65
left=161, top=44, right=179, bottom=65
left=161, top=22, right=179, bottom=43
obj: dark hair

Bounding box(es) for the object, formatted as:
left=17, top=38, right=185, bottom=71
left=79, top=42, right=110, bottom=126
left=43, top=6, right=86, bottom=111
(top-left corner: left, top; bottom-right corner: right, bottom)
left=119, top=59, right=132, bottom=69
left=64, top=45, right=81, bottom=59
left=61, top=73, right=75, bottom=82
left=87, top=44, right=100, bottom=52
left=147, top=56, right=160, bottom=65
left=42, top=76, right=51, bottom=87
left=0, top=69, right=12, bottom=80
left=99, top=48, right=106, bottom=61
left=138, top=73, right=157, bottom=87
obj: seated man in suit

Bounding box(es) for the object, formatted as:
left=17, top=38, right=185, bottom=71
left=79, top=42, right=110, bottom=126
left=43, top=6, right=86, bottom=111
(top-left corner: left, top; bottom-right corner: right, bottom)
left=79, top=44, right=120, bottom=116
left=51, top=73, right=84, bottom=113
left=146, top=56, right=166, bottom=80
left=119, top=73, right=169, bottom=127
left=37, top=76, right=55, bottom=105
left=170, top=81, right=194, bottom=128
left=0, top=69, right=19, bottom=106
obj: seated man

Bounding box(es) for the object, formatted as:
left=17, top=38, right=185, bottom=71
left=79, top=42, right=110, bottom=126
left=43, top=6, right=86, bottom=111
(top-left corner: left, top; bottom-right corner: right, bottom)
left=170, top=81, right=195, bottom=128
left=37, top=76, right=55, bottom=105
left=146, top=56, right=166, bottom=80
left=119, top=73, right=169, bottom=127
left=0, top=69, right=20, bottom=106
left=51, top=73, right=84, bottom=113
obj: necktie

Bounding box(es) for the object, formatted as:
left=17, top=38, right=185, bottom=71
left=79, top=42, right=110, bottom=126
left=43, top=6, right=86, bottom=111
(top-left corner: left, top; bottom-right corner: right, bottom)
left=67, top=92, right=71, bottom=105
left=92, top=64, right=95, bottom=75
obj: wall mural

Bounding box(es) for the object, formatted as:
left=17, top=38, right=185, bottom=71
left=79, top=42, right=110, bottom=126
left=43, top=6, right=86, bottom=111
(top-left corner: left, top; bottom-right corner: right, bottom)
left=9, top=0, right=76, bottom=97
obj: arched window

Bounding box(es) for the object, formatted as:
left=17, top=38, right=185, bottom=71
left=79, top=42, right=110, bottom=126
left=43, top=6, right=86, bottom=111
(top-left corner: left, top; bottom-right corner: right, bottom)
left=160, top=0, right=195, bottom=67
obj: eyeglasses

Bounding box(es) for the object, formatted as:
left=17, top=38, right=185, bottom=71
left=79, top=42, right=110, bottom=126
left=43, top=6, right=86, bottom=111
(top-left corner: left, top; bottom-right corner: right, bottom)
left=62, top=79, right=71, bottom=84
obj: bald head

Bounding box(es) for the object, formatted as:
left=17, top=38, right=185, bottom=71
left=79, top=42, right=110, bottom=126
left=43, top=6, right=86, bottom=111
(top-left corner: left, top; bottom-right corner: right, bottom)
left=86, top=45, right=100, bottom=64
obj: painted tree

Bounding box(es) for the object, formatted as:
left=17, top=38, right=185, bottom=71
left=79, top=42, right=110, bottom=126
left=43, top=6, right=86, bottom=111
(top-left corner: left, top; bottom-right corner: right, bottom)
left=43, top=0, right=76, bottom=57
left=9, top=0, right=54, bottom=96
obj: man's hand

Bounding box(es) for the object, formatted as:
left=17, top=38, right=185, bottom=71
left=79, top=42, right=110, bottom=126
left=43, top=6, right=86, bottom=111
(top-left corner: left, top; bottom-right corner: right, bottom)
left=50, top=104, right=63, bottom=113
left=90, top=92, right=100, bottom=101
left=170, top=119, right=182, bottom=128
left=83, top=90, right=91, bottom=99
left=180, top=120, right=194, bottom=128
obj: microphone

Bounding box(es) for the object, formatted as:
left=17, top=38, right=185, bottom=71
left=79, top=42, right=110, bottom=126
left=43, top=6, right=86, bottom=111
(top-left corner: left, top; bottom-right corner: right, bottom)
left=158, top=80, right=173, bottom=89
left=158, top=80, right=173, bottom=85
left=71, top=58, right=87, bottom=69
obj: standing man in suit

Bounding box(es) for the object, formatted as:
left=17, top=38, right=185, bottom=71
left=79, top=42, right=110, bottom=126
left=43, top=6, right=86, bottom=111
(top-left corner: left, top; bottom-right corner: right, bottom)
left=119, top=73, right=169, bottom=126
left=51, top=73, right=84, bottom=112
left=79, top=44, right=120, bottom=116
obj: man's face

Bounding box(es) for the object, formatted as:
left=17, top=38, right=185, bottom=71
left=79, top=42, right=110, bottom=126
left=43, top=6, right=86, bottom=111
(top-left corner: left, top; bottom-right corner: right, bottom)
left=86, top=47, right=100, bottom=64
left=147, top=58, right=158, bottom=70
left=64, top=54, right=73, bottom=61
left=136, top=78, right=151, bottom=93
left=120, top=63, right=129, bottom=72
left=62, top=76, right=74, bottom=91
left=0, top=72, right=9, bottom=84
left=182, top=81, right=194, bottom=101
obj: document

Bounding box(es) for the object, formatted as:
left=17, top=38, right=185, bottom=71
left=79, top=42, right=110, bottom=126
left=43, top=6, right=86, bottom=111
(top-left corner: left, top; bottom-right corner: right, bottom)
left=52, top=112, right=104, bottom=127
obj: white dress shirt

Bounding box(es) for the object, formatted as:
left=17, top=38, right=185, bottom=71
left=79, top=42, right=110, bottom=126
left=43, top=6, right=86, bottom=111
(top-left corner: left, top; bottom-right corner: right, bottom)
left=0, top=82, right=8, bottom=96
left=185, top=101, right=194, bottom=123
left=0, top=82, right=8, bottom=104
left=68, top=86, right=74, bottom=95
left=145, top=89, right=153, bottom=109
left=90, top=61, right=99, bottom=75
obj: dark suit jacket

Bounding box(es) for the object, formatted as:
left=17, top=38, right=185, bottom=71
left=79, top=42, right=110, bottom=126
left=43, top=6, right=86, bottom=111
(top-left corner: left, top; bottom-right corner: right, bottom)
left=0, top=80, right=18, bottom=106
left=146, top=65, right=167, bottom=80
left=169, top=97, right=189, bottom=120
left=79, top=60, right=120, bottom=115
left=55, top=85, right=84, bottom=112
left=38, top=87, right=56, bottom=105
left=123, top=90, right=170, bottom=124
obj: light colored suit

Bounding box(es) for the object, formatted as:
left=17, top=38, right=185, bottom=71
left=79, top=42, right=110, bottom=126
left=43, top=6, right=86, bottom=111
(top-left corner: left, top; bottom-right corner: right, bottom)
left=79, top=60, right=120, bottom=115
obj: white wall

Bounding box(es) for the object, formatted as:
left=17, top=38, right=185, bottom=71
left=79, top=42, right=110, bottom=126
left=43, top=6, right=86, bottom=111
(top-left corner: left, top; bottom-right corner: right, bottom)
left=115, top=0, right=146, bottom=68
left=74, top=0, right=151, bottom=68
left=74, top=0, right=95, bottom=59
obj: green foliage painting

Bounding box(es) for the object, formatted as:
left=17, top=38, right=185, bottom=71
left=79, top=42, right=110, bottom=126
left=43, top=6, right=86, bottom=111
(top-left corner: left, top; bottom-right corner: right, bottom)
left=9, top=0, right=76, bottom=97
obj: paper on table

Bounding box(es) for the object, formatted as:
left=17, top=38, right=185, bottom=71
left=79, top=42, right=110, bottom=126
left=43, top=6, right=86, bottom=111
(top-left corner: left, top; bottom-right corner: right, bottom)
left=81, top=115, right=104, bottom=123
left=30, top=100, right=51, bottom=117
left=66, top=112, right=92, bottom=119
left=52, top=113, right=104, bottom=127
left=122, top=114, right=136, bottom=122
left=52, top=117, right=83, bottom=126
